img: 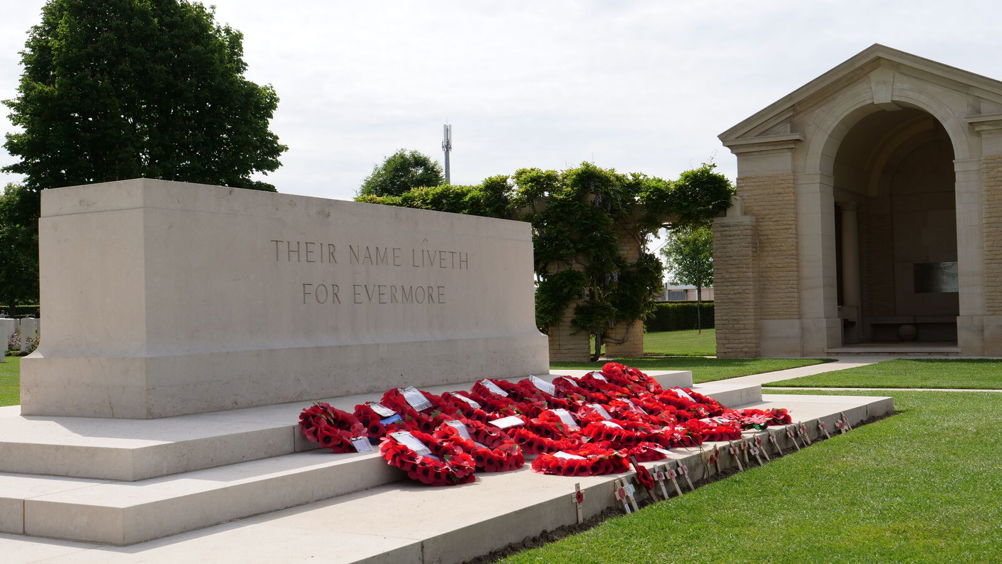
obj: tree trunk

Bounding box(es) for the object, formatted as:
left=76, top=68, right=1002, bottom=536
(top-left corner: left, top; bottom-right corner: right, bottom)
left=591, top=332, right=602, bottom=362
left=696, top=286, right=703, bottom=334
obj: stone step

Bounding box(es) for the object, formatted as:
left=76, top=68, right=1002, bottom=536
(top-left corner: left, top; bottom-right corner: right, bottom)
left=0, top=370, right=694, bottom=481
left=0, top=373, right=766, bottom=546
left=0, top=392, right=893, bottom=560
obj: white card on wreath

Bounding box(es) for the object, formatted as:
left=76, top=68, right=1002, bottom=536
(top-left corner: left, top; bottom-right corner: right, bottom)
left=490, top=415, right=524, bottom=429
left=553, top=451, right=587, bottom=460
left=400, top=386, right=433, bottom=412
left=370, top=403, right=397, bottom=417
left=587, top=404, right=612, bottom=420
left=350, top=437, right=374, bottom=453
left=529, top=375, right=556, bottom=396
left=450, top=393, right=482, bottom=410
left=550, top=408, right=580, bottom=429
left=446, top=420, right=473, bottom=440
left=671, top=388, right=696, bottom=402
left=479, top=379, right=509, bottom=397
left=600, top=420, right=624, bottom=429
left=389, top=431, right=432, bottom=456
left=588, top=371, right=608, bottom=382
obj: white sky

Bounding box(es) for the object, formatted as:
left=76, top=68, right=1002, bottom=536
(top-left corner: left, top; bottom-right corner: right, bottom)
left=2, top=0, right=1001, bottom=201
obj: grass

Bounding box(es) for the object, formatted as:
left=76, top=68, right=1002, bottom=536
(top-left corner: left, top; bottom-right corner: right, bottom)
left=765, top=358, right=1002, bottom=389
left=642, top=329, right=717, bottom=356
left=553, top=357, right=828, bottom=384
left=506, top=389, right=1002, bottom=563
left=0, top=355, right=18, bottom=406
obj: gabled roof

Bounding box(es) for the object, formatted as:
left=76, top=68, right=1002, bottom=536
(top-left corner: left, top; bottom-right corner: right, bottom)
left=719, top=43, right=1002, bottom=145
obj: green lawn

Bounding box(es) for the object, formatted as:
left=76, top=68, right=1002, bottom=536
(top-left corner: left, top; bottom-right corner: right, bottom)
left=553, top=357, right=827, bottom=384
left=506, top=389, right=1002, bottom=563
left=0, top=355, right=19, bottom=406
left=642, top=329, right=716, bottom=356
left=765, top=358, right=1002, bottom=389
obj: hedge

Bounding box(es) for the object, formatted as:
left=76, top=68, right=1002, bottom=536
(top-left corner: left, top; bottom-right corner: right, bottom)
left=645, top=302, right=714, bottom=332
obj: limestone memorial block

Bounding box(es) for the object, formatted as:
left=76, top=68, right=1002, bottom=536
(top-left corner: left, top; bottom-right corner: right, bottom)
left=21, top=179, right=549, bottom=418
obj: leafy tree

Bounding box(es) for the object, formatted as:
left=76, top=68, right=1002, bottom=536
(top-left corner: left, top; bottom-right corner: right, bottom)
left=661, top=224, right=714, bottom=332
left=360, top=162, right=733, bottom=360
left=358, top=150, right=444, bottom=197
left=0, top=184, right=39, bottom=313
left=3, top=0, right=287, bottom=193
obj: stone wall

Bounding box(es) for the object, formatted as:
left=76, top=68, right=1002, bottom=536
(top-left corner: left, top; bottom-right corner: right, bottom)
left=984, top=154, right=1002, bottom=315
left=736, top=173, right=800, bottom=320
left=712, top=215, right=758, bottom=357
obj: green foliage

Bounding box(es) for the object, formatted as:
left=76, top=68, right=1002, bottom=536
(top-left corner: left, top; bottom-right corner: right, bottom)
left=3, top=0, right=287, bottom=192
left=645, top=302, right=715, bottom=332
left=358, top=161, right=733, bottom=340
left=0, top=184, right=39, bottom=309
left=506, top=390, right=1002, bottom=563
left=662, top=224, right=714, bottom=290
left=358, top=150, right=445, bottom=197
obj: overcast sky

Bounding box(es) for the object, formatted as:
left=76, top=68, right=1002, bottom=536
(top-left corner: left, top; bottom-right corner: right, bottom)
left=2, top=0, right=1001, bottom=201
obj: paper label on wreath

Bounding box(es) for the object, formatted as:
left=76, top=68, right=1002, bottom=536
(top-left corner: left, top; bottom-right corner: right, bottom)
left=553, top=451, right=587, bottom=460
left=588, top=371, right=608, bottom=382
left=490, top=415, right=524, bottom=429
left=370, top=403, right=397, bottom=418
left=400, top=386, right=433, bottom=412
left=389, top=431, right=432, bottom=456
left=446, top=420, right=473, bottom=440
left=653, top=447, right=673, bottom=456
left=587, top=404, right=612, bottom=420
left=380, top=414, right=403, bottom=425
left=450, top=393, right=482, bottom=410
left=623, top=399, right=645, bottom=414
left=479, top=379, right=509, bottom=397
left=550, top=408, right=580, bottom=429
left=529, top=375, right=556, bottom=396
left=671, top=388, right=696, bottom=402
left=600, top=420, right=624, bottom=429
left=350, top=437, right=374, bottom=453
left=714, top=416, right=733, bottom=425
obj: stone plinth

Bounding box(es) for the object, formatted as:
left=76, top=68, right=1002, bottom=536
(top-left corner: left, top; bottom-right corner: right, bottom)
left=21, top=179, right=548, bottom=418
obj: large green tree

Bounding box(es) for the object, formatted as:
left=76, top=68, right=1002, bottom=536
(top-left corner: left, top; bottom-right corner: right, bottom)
left=661, top=223, right=714, bottom=332
left=3, top=0, right=287, bottom=193
left=1, top=0, right=286, bottom=307
left=358, top=150, right=444, bottom=197
left=0, top=184, right=38, bottom=314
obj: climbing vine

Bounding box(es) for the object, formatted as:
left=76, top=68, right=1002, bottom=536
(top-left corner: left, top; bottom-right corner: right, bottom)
left=358, top=162, right=733, bottom=352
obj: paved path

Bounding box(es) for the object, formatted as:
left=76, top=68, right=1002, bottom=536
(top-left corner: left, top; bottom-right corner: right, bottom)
left=769, top=386, right=1002, bottom=393
left=713, top=356, right=894, bottom=386
left=724, top=355, right=1002, bottom=392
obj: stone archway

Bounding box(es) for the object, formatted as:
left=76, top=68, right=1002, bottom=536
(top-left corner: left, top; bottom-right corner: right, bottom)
left=831, top=108, right=958, bottom=344
left=716, top=44, right=1002, bottom=357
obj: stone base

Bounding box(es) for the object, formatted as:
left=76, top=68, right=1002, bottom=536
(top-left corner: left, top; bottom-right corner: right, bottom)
left=21, top=333, right=548, bottom=418
left=0, top=383, right=893, bottom=556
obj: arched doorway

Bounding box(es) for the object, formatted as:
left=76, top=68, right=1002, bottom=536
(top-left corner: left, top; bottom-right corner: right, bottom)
left=833, top=108, right=958, bottom=344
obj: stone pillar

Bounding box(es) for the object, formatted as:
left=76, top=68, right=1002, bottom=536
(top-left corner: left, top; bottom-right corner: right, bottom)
left=840, top=202, right=861, bottom=343
left=712, top=202, right=759, bottom=358
left=982, top=153, right=1002, bottom=354
left=547, top=300, right=591, bottom=362
left=605, top=233, right=644, bottom=358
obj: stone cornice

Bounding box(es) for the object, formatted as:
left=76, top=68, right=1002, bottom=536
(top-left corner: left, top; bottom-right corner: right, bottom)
left=966, top=113, right=1002, bottom=132
left=723, top=133, right=804, bottom=155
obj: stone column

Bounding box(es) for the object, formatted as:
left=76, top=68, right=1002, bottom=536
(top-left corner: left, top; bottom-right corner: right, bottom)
left=547, top=303, right=591, bottom=362
left=840, top=202, right=861, bottom=343
left=712, top=200, right=759, bottom=358
left=605, top=234, right=645, bottom=358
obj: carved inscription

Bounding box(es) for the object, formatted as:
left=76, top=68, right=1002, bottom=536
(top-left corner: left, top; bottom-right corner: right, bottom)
left=270, top=240, right=468, bottom=307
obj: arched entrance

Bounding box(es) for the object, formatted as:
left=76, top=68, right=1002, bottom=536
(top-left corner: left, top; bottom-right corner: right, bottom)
left=832, top=108, right=958, bottom=344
